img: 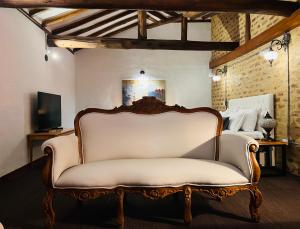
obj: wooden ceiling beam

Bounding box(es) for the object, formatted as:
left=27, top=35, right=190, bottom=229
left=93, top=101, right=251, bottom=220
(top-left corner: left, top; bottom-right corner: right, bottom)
left=138, top=10, right=147, bottom=39
left=209, top=9, right=300, bottom=68
left=3, top=0, right=298, bottom=16
left=42, top=9, right=87, bottom=26
left=68, top=10, right=135, bottom=36
left=147, top=15, right=182, bottom=29
left=148, top=11, right=167, bottom=20
left=89, top=15, right=137, bottom=37
left=147, top=14, right=159, bottom=24
left=48, top=35, right=239, bottom=51
left=29, top=8, right=47, bottom=16
left=181, top=16, right=188, bottom=41
left=104, top=22, right=138, bottom=37
left=52, top=9, right=115, bottom=34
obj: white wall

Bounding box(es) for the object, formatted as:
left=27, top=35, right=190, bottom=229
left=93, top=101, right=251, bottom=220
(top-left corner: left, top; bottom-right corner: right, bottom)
left=75, top=23, right=211, bottom=111
left=0, top=9, right=76, bottom=177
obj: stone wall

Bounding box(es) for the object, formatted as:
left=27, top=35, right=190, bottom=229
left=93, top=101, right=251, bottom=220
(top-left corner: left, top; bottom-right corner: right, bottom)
left=211, top=13, right=300, bottom=175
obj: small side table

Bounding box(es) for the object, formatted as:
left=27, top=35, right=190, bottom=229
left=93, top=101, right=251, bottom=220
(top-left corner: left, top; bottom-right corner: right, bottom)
left=27, top=129, right=74, bottom=164
left=256, top=140, right=288, bottom=175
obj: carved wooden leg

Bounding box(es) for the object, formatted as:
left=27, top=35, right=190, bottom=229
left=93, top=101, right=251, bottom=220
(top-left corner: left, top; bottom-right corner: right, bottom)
left=43, top=189, right=55, bottom=228
left=116, top=189, right=125, bottom=229
left=184, top=186, right=192, bottom=225
left=249, top=187, right=263, bottom=223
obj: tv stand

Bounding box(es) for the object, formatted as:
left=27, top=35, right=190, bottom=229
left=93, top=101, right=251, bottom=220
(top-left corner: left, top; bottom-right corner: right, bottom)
left=27, top=129, right=74, bottom=164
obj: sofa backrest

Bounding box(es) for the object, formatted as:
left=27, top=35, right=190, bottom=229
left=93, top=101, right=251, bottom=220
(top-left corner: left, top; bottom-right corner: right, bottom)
left=75, top=97, right=222, bottom=163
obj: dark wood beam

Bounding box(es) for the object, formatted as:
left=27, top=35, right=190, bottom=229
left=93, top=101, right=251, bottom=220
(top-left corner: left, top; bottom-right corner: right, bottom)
left=147, top=14, right=159, bottom=24
left=104, top=22, right=138, bottom=38
left=29, top=8, right=47, bottom=16
left=148, top=11, right=167, bottom=20
left=89, top=15, right=137, bottom=37
left=181, top=16, right=188, bottom=41
left=42, top=9, right=87, bottom=26
left=209, top=9, right=300, bottom=68
left=2, top=0, right=298, bottom=16
left=73, top=22, right=139, bottom=53
left=138, top=10, right=147, bottom=39
left=164, top=11, right=180, bottom=18
left=245, top=13, right=251, bottom=42
left=48, top=35, right=239, bottom=51
left=52, top=10, right=115, bottom=34
left=67, top=10, right=135, bottom=36
left=147, top=15, right=181, bottom=29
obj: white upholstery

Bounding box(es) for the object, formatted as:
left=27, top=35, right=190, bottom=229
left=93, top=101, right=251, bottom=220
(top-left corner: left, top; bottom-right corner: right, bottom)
left=219, top=133, right=259, bottom=181
left=42, top=134, right=80, bottom=183
left=55, top=158, right=249, bottom=189
left=79, top=112, right=219, bottom=162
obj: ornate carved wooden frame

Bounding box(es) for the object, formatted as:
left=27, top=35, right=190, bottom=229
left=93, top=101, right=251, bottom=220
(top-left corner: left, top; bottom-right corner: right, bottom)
left=42, top=97, right=262, bottom=228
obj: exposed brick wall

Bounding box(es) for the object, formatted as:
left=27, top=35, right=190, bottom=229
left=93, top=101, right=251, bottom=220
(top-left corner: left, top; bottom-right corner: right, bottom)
left=211, top=14, right=300, bottom=176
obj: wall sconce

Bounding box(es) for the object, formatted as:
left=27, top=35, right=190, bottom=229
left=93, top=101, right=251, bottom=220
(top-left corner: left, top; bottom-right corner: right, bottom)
left=260, top=33, right=291, bottom=66
left=209, top=65, right=227, bottom=82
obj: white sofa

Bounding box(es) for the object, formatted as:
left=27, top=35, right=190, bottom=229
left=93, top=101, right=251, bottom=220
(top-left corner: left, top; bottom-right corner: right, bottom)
left=41, top=97, right=262, bottom=228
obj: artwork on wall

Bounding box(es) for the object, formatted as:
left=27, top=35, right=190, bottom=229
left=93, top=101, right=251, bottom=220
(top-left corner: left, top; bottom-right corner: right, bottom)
left=122, top=80, right=166, bottom=106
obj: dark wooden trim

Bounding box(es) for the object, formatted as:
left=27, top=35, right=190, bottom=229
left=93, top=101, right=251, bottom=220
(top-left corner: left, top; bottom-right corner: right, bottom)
left=245, top=13, right=251, bottom=42
left=138, top=10, right=147, bottom=40
left=67, top=10, right=135, bottom=36
left=209, top=9, right=300, bottom=68
left=181, top=16, right=188, bottom=41
left=3, top=0, right=298, bottom=16
left=52, top=9, right=115, bottom=35
left=43, top=184, right=262, bottom=227
left=47, top=35, right=240, bottom=51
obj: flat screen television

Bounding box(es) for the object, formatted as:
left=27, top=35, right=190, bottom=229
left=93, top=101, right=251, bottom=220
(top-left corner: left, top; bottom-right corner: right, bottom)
left=37, top=92, right=61, bottom=131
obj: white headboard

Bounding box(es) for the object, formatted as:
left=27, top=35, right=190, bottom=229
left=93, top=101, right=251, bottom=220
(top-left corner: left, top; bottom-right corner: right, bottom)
left=228, top=94, right=274, bottom=117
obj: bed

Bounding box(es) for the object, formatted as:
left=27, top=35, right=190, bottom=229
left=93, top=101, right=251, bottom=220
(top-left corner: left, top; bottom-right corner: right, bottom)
left=221, top=94, right=274, bottom=140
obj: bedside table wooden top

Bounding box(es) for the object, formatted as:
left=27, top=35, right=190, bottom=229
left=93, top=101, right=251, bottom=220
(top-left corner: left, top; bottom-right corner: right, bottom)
left=256, top=140, right=289, bottom=146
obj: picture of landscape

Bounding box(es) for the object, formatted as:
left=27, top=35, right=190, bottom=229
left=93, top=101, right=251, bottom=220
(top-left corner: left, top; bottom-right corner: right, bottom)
left=122, top=80, right=166, bottom=106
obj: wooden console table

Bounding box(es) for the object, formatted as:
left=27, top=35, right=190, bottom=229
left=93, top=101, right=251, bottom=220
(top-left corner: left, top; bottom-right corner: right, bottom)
left=256, top=140, right=288, bottom=175
left=27, top=129, right=74, bottom=164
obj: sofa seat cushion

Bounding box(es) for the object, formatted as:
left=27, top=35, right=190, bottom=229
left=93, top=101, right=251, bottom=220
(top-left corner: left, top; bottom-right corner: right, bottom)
left=55, top=158, right=249, bottom=189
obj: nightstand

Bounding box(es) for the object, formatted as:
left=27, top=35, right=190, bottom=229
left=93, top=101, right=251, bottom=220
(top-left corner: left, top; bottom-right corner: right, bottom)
left=256, top=140, right=288, bottom=176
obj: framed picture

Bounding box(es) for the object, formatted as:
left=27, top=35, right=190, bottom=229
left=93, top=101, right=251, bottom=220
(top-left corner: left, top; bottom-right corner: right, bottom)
left=122, top=80, right=166, bottom=106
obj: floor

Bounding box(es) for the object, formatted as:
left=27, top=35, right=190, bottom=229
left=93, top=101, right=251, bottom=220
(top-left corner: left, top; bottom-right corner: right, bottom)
left=1, top=159, right=300, bottom=229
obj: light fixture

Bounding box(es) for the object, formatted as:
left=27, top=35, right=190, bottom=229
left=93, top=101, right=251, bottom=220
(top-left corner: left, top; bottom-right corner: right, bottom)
left=261, top=33, right=291, bottom=66
left=209, top=65, right=227, bottom=82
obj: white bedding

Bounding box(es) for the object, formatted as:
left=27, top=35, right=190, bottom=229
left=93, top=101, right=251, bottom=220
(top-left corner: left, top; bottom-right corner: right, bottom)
left=222, top=130, right=264, bottom=140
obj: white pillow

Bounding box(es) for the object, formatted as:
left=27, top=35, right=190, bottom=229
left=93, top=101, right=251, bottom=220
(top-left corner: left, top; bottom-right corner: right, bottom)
left=241, top=109, right=258, bottom=132
left=228, top=112, right=246, bottom=132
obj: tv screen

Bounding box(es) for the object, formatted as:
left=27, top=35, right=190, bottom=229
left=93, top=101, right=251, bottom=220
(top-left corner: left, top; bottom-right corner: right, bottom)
left=37, top=92, right=61, bottom=131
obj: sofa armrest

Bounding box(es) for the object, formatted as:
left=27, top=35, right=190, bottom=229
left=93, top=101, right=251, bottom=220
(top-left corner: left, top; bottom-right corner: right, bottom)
left=219, top=133, right=260, bottom=184
left=42, top=134, right=80, bottom=187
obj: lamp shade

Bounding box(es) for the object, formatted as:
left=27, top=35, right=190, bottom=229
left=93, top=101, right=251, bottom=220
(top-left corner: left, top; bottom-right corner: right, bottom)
left=260, top=49, right=278, bottom=62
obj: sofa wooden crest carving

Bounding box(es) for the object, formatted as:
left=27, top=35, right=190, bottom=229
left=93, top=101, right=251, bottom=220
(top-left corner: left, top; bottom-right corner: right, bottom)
left=42, top=97, right=262, bottom=228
